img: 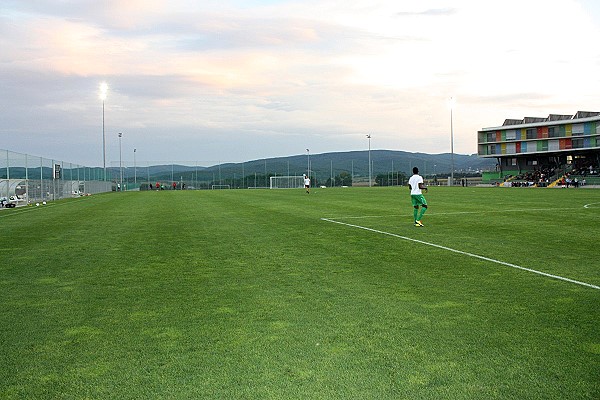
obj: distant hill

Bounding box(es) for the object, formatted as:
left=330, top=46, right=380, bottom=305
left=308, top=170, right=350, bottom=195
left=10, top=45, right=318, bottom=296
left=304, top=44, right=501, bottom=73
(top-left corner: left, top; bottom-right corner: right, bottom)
left=111, top=150, right=496, bottom=183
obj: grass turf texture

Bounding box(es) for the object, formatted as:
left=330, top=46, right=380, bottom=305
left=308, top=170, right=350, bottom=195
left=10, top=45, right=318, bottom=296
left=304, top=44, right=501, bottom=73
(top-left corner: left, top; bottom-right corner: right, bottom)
left=1, top=187, right=599, bottom=399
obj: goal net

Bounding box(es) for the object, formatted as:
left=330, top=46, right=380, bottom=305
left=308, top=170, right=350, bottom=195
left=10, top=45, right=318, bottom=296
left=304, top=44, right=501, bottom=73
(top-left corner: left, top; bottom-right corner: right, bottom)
left=211, top=184, right=231, bottom=190
left=270, top=176, right=305, bottom=189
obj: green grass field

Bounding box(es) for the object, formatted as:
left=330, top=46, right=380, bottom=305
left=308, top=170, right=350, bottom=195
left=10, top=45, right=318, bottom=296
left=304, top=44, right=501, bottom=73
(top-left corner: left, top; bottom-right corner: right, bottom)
left=1, top=187, right=599, bottom=399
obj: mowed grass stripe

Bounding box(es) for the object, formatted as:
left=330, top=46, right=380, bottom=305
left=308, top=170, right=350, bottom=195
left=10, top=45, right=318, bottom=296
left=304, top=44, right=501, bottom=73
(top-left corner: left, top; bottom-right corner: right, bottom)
left=1, top=187, right=599, bottom=399
left=321, top=217, right=600, bottom=290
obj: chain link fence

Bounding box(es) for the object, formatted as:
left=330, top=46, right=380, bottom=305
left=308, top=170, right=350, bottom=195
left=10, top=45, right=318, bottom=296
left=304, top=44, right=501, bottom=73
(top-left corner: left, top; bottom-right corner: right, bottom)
left=1, top=149, right=113, bottom=205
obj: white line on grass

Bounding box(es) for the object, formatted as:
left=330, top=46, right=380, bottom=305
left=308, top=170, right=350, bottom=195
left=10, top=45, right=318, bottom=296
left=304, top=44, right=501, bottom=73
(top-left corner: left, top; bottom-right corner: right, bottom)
left=324, top=207, right=583, bottom=220
left=321, top=217, right=600, bottom=290
left=0, top=207, right=42, bottom=218
left=0, top=197, right=91, bottom=219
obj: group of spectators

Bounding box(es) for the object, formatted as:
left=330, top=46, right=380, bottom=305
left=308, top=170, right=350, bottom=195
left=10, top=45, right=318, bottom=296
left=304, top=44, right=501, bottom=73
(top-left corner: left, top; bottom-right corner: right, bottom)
left=146, top=182, right=186, bottom=190
left=502, top=161, right=600, bottom=187
left=571, top=162, right=600, bottom=177
left=504, top=165, right=557, bottom=187
left=565, top=161, right=599, bottom=187
left=558, top=175, right=585, bottom=188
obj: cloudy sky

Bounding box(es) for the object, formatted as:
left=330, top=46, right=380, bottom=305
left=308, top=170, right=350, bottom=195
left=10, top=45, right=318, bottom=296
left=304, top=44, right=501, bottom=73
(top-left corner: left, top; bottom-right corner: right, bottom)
left=1, top=0, right=599, bottom=167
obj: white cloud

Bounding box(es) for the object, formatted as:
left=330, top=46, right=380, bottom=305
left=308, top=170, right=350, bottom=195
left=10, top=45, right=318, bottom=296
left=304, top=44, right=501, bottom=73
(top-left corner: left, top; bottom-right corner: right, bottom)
left=1, top=0, right=599, bottom=165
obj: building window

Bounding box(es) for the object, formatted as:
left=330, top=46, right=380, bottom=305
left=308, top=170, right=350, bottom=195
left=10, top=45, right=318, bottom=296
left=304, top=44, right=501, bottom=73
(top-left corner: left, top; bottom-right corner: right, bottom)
left=548, top=126, right=559, bottom=138
left=526, top=128, right=537, bottom=139
left=572, top=124, right=584, bottom=134
left=572, top=138, right=584, bottom=148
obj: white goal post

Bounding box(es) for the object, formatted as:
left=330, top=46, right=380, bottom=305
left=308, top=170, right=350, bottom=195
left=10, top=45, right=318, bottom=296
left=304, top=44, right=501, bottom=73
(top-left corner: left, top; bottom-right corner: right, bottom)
left=269, top=176, right=305, bottom=189
left=211, top=184, right=231, bottom=190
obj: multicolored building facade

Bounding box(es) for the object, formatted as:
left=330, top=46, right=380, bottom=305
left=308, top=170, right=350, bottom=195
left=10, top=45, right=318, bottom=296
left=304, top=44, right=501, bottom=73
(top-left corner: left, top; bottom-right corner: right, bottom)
left=477, top=111, right=600, bottom=174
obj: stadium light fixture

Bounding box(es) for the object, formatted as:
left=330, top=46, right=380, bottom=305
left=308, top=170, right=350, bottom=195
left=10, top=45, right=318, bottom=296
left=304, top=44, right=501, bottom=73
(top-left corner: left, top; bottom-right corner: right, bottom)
left=99, top=82, right=108, bottom=181
left=366, top=134, right=372, bottom=187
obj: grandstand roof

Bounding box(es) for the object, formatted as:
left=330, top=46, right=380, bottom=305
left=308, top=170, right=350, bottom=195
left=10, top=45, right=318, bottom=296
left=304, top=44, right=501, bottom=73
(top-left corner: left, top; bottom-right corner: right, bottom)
left=574, top=111, right=600, bottom=119
left=491, top=111, right=600, bottom=130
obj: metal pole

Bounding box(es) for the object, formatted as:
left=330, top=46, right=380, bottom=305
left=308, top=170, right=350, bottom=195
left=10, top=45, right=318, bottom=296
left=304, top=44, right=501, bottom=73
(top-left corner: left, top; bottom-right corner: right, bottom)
left=367, top=135, right=372, bottom=187
left=118, top=132, right=123, bottom=191
left=40, top=156, right=43, bottom=201
left=134, top=148, right=137, bottom=186
left=5, top=150, right=9, bottom=200
left=99, top=82, right=108, bottom=182
left=102, top=100, right=106, bottom=181
left=306, top=149, right=310, bottom=177
left=330, top=159, right=333, bottom=187
left=52, top=159, right=55, bottom=201
left=450, top=97, right=455, bottom=186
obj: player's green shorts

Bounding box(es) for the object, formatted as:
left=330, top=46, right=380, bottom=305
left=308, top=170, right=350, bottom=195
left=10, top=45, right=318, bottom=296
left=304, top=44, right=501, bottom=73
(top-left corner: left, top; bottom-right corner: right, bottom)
left=411, top=194, right=427, bottom=207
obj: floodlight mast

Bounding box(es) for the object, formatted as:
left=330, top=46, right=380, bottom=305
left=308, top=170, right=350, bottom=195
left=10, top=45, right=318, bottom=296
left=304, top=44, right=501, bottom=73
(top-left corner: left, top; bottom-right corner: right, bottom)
left=306, top=148, right=310, bottom=177
left=449, top=97, right=455, bottom=186
left=99, top=83, right=108, bottom=181
left=118, top=132, right=123, bottom=191
left=366, top=134, right=372, bottom=187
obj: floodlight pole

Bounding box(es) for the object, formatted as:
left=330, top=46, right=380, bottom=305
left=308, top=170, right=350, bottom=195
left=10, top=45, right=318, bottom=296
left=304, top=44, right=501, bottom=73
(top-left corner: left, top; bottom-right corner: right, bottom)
left=102, top=100, right=105, bottom=180
left=118, top=132, right=123, bottom=191
left=99, top=83, right=108, bottom=181
left=366, top=134, right=372, bottom=187
left=450, top=97, right=455, bottom=186
left=306, top=148, right=310, bottom=177
left=133, top=148, right=137, bottom=186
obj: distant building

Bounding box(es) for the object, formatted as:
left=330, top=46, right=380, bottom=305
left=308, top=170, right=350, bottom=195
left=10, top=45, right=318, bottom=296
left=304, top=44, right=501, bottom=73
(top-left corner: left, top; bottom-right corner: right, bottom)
left=478, top=111, right=600, bottom=175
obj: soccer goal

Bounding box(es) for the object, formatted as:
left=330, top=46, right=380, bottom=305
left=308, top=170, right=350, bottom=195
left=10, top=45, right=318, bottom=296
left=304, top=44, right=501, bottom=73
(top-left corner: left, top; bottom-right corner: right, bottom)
left=211, top=184, right=231, bottom=190
left=270, top=176, right=305, bottom=189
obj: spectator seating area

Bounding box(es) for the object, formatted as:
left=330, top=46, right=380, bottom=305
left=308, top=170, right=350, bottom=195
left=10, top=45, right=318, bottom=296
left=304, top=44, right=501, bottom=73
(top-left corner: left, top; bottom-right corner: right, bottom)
left=501, top=161, right=600, bottom=187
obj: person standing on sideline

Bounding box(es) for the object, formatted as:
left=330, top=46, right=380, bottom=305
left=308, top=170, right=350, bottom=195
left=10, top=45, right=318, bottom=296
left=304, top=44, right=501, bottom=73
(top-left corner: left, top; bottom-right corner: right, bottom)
left=304, top=174, right=311, bottom=194
left=408, top=167, right=428, bottom=227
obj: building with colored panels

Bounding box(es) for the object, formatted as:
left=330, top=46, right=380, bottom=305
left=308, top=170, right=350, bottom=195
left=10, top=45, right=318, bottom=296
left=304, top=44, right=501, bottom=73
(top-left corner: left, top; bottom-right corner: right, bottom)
left=477, top=111, right=600, bottom=177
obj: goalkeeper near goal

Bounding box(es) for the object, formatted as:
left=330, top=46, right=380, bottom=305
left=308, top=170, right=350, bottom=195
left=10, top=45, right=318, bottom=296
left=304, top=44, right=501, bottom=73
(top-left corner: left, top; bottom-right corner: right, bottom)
left=408, top=167, right=428, bottom=227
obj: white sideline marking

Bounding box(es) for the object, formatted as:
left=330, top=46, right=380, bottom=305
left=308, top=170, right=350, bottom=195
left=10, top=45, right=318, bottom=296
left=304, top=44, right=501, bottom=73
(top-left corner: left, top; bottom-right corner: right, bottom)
left=0, top=197, right=89, bottom=219
left=321, top=217, right=600, bottom=290
left=0, top=207, right=41, bottom=218
left=324, top=207, right=583, bottom=220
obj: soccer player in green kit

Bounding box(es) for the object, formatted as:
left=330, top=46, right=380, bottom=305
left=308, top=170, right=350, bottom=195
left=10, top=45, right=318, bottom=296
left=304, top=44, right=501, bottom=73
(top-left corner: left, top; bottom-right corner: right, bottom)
left=408, top=167, right=428, bottom=227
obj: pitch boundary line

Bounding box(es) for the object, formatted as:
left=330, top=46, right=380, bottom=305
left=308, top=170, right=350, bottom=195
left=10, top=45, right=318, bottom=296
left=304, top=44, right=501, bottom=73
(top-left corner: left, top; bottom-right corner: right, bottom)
left=321, top=217, right=600, bottom=290
left=324, top=206, right=585, bottom=220
left=0, top=196, right=91, bottom=219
